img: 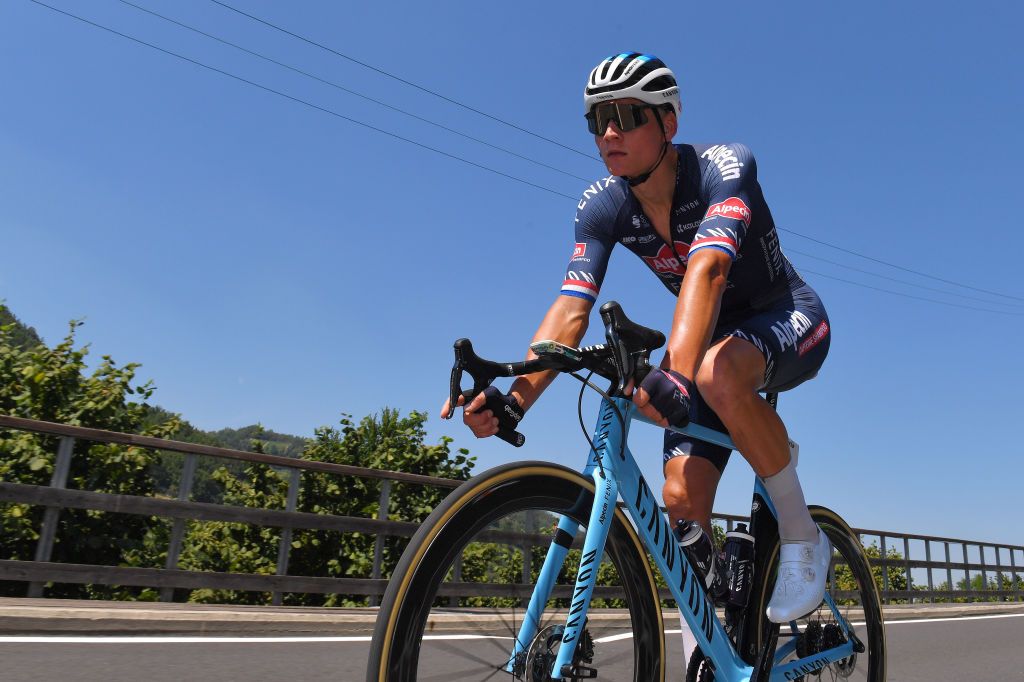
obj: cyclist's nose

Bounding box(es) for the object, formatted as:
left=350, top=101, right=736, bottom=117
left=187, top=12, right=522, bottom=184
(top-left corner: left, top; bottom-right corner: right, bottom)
left=602, top=121, right=624, bottom=140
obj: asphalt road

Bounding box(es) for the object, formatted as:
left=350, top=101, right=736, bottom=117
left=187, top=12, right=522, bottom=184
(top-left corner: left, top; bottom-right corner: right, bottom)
left=1, top=613, right=1021, bottom=681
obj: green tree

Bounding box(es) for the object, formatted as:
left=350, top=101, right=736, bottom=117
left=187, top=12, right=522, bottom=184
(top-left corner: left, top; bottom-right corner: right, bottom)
left=174, top=409, right=474, bottom=606
left=0, top=319, right=181, bottom=598
left=833, top=542, right=906, bottom=605
left=175, top=427, right=291, bottom=604
left=0, top=303, right=43, bottom=350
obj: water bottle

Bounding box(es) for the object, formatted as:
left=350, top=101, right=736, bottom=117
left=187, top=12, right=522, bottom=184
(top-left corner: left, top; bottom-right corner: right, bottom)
left=723, top=524, right=755, bottom=608
left=674, top=520, right=728, bottom=603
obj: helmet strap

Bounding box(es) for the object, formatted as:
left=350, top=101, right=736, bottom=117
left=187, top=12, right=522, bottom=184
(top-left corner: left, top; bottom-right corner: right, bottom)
left=624, top=108, right=669, bottom=187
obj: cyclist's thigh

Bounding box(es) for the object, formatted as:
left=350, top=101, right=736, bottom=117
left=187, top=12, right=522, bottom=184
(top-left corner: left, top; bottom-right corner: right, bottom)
left=663, top=393, right=732, bottom=473
left=714, top=283, right=831, bottom=393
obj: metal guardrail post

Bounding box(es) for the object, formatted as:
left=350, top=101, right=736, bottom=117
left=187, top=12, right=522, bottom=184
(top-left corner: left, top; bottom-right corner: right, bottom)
left=28, top=436, right=75, bottom=598
left=880, top=535, right=889, bottom=604
left=925, top=540, right=934, bottom=603
left=1012, top=548, right=1019, bottom=602
left=903, top=537, right=912, bottom=602
left=962, top=544, right=970, bottom=599
left=995, top=546, right=1003, bottom=601
left=523, top=510, right=536, bottom=608
left=368, top=480, right=392, bottom=607
left=944, top=542, right=953, bottom=602
left=161, top=454, right=197, bottom=602
left=980, top=543, right=989, bottom=599
left=271, top=468, right=302, bottom=606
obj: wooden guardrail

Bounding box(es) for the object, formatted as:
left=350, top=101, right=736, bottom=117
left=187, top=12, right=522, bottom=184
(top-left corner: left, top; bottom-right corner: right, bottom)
left=0, top=415, right=1021, bottom=605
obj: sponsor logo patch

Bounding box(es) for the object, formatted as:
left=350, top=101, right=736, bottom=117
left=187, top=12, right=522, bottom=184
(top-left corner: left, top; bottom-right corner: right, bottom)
left=704, top=197, right=752, bottom=226
left=797, top=321, right=830, bottom=357
left=701, top=144, right=745, bottom=181
left=642, top=242, right=690, bottom=277
left=573, top=243, right=587, bottom=259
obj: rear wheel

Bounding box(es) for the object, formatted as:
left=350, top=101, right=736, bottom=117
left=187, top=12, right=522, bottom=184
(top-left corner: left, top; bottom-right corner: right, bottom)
left=751, top=506, right=887, bottom=681
left=366, top=462, right=666, bottom=681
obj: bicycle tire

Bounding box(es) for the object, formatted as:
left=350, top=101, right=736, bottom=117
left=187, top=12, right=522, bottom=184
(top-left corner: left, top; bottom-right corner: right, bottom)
left=366, top=461, right=666, bottom=681
left=751, top=505, right=887, bottom=681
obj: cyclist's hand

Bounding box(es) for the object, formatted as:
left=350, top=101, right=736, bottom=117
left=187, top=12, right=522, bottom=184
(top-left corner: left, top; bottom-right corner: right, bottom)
left=633, top=368, right=693, bottom=428
left=440, top=387, right=524, bottom=438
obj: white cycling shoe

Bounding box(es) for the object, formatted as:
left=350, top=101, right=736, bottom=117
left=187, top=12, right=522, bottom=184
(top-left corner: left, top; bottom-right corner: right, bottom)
left=766, top=528, right=832, bottom=623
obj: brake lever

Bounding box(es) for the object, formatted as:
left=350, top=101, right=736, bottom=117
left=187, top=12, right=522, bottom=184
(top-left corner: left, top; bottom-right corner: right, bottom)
left=448, top=339, right=494, bottom=418
left=447, top=339, right=525, bottom=447
left=603, top=320, right=635, bottom=397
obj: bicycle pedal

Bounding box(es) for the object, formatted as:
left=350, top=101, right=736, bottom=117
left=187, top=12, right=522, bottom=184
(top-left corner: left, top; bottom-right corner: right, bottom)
left=560, top=663, right=598, bottom=678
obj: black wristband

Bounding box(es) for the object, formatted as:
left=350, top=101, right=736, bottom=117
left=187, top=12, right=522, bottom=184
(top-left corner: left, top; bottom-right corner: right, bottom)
left=639, top=368, right=693, bottom=427
left=482, top=386, right=524, bottom=431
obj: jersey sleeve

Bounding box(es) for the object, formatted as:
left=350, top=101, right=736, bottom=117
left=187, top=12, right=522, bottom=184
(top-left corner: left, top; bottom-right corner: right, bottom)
left=560, top=183, right=618, bottom=304
left=689, top=143, right=758, bottom=261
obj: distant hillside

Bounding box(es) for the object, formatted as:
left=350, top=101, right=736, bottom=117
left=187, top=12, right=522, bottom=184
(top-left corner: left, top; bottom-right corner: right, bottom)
left=144, top=406, right=307, bottom=458
left=2, top=303, right=306, bottom=458
left=0, top=303, right=44, bottom=350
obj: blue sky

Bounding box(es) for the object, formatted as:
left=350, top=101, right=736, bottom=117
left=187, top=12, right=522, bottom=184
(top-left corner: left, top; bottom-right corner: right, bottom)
left=2, top=1, right=1022, bottom=550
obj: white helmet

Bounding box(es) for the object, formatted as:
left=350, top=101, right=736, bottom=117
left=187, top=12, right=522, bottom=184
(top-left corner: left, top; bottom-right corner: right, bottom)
left=584, top=53, right=681, bottom=118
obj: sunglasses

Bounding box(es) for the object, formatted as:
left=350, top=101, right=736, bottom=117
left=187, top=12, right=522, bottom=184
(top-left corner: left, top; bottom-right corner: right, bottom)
left=585, top=102, right=661, bottom=135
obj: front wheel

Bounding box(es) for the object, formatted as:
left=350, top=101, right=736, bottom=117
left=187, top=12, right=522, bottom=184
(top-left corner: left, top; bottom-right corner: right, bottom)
left=751, top=506, right=887, bottom=681
left=366, top=461, right=666, bottom=681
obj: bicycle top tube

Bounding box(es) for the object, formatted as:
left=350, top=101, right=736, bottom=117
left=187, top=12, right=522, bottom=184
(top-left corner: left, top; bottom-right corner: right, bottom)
left=631, top=405, right=737, bottom=451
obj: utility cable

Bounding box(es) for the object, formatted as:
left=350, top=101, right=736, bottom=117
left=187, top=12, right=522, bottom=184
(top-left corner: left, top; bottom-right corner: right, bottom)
left=795, top=266, right=1024, bottom=316
left=116, top=0, right=593, bottom=183
left=24, top=1, right=1024, bottom=311
left=210, top=0, right=1024, bottom=307
left=207, top=0, right=602, bottom=162
left=781, top=227, right=1024, bottom=304
left=28, top=0, right=578, bottom=202
left=788, top=247, right=1024, bottom=309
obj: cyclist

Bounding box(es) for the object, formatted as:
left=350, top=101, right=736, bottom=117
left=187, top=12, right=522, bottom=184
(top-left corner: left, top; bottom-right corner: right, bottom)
left=441, top=53, right=832, bottom=623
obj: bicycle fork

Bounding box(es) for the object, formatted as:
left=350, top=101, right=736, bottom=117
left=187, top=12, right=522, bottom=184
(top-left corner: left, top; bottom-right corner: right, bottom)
left=507, top=466, right=617, bottom=679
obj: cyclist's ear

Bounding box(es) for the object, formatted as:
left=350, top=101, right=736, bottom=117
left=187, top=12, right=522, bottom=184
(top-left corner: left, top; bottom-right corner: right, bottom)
left=661, top=107, right=678, bottom=141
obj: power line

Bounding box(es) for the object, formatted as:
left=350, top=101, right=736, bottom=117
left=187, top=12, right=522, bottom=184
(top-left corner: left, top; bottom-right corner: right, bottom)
left=781, top=227, right=1024, bottom=304
left=788, top=247, right=1024, bottom=309
left=207, top=0, right=602, bottom=163
left=116, top=0, right=593, bottom=183
left=25, top=1, right=1024, bottom=316
left=27, top=0, right=578, bottom=202
left=205, top=2, right=1024, bottom=308
left=794, top=266, right=1024, bottom=316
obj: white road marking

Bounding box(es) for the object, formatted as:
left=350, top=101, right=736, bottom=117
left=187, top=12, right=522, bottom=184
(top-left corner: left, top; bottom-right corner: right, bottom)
left=0, top=613, right=1019, bottom=644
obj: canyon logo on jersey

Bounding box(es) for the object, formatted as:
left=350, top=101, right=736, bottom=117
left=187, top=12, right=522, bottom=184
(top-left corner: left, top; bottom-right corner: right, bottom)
left=703, top=197, right=751, bottom=226
left=642, top=241, right=690, bottom=277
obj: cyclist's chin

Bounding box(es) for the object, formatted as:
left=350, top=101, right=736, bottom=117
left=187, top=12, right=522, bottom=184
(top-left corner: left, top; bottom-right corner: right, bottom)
left=603, top=154, right=648, bottom=178
left=602, top=155, right=632, bottom=176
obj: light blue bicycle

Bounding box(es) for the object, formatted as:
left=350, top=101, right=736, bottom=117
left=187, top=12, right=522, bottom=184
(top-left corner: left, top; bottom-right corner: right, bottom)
left=368, top=302, right=885, bottom=681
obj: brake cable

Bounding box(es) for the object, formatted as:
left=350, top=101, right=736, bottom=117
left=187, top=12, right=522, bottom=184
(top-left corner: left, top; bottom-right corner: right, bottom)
left=568, top=369, right=629, bottom=473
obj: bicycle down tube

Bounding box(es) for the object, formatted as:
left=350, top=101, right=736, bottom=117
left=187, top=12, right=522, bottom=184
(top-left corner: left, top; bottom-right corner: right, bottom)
left=510, top=395, right=858, bottom=681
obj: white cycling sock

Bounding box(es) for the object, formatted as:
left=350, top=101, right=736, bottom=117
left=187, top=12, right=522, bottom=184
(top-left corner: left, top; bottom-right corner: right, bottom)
left=762, top=459, right=818, bottom=543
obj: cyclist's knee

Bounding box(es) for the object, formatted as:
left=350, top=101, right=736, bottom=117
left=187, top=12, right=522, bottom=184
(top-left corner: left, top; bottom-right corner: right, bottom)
left=662, top=467, right=716, bottom=525
left=696, top=344, right=762, bottom=417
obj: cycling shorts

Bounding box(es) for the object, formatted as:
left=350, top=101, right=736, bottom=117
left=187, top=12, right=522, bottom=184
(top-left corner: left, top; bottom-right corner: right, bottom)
left=663, top=282, right=830, bottom=473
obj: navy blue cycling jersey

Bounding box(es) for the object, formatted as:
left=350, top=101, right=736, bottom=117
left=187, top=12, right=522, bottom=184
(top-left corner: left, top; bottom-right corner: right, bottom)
left=561, top=142, right=804, bottom=316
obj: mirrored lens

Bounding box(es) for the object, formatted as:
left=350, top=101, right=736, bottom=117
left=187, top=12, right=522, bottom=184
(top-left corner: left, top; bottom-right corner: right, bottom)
left=586, top=103, right=649, bottom=135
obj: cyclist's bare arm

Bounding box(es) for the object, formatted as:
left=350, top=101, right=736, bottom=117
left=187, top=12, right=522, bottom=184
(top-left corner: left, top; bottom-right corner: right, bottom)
left=663, top=248, right=731, bottom=379
left=510, top=294, right=593, bottom=410
left=439, top=295, right=593, bottom=437
left=633, top=248, right=730, bottom=424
